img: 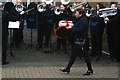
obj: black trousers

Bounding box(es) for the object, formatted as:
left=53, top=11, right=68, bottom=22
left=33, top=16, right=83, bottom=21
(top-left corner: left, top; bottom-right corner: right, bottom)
left=13, top=21, right=24, bottom=47
left=107, top=32, right=120, bottom=61
left=57, top=38, right=66, bottom=49
left=37, top=24, right=52, bottom=48
left=90, top=26, right=104, bottom=56
left=13, top=28, right=23, bottom=47
left=2, top=35, right=8, bottom=64
left=66, top=41, right=92, bottom=71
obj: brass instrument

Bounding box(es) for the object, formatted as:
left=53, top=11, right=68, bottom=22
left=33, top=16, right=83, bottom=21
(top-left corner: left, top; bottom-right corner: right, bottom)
left=37, top=4, right=46, bottom=12
left=15, top=3, right=24, bottom=12
left=61, top=0, right=70, bottom=5
left=54, top=6, right=61, bottom=15
left=99, top=8, right=117, bottom=17
left=70, top=3, right=83, bottom=12
left=45, top=0, right=54, bottom=4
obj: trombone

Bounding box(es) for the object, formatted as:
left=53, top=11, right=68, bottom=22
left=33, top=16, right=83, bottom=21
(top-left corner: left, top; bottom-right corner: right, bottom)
left=70, top=3, right=83, bottom=12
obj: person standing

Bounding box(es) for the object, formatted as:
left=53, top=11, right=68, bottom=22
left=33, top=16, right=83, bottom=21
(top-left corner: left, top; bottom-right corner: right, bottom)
left=27, top=0, right=37, bottom=14
left=43, top=4, right=55, bottom=53
left=106, top=3, right=120, bottom=62
left=55, top=4, right=71, bottom=54
left=60, top=8, right=93, bottom=75
left=2, top=3, right=9, bottom=65
left=3, top=0, right=14, bottom=13
left=90, top=3, right=106, bottom=61
left=12, top=0, right=25, bottom=48
left=37, top=2, right=47, bottom=50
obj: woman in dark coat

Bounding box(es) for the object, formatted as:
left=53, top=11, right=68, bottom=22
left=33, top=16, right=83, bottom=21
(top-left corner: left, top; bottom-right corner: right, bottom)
left=60, top=8, right=93, bottom=75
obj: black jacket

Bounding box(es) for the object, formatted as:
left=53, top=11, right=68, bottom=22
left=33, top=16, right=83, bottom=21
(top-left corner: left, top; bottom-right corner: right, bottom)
left=107, top=9, right=120, bottom=33
left=8, top=6, right=21, bottom=21
left=59, top=10, right=71, bottom=21
left=72, top=16, right=88, bottom=40
left=2, top=11, right=9, bottom=38
left=28, top=2, right=37, bottom=14
left=4, top=2, right=14, bottom=13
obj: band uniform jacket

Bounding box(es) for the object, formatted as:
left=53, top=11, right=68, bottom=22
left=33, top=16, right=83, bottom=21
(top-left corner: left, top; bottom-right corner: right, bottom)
left=107, top=9, right=120, bottom=34
left=28, top=2, right=37, bottom=14
left=2, top=11, right=9, bottom=38
left=2, top=10, right=9, bottom=62
left=4, top=2, right=14, bottom=13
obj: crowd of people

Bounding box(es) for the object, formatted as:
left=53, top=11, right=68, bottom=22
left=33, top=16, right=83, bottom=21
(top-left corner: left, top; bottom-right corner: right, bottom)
left=1, top=0, right=120, bottom=75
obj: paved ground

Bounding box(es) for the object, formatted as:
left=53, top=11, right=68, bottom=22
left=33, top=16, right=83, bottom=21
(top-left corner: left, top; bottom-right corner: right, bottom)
left=2, top=26, right=120, bottom=80
left=2, top=43, right=119, bottom=79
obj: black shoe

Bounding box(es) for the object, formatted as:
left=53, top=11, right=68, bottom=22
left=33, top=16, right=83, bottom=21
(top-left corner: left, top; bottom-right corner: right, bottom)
left=36, top=45, right=42, bottom=50
left=112, top=59, right=120, bottom=62
left=44, top=48, right=51, bottom=53
left=111, top=57, right=117, bottom=62
left=2, top=61, right=9, bottom=65
left=55, top=48, right=60, bottom=51
left=83, top=70, right=93, bottom=75
left=59, top=69, right=70, bottom=74
left=95, top=55, right=100, bottom=61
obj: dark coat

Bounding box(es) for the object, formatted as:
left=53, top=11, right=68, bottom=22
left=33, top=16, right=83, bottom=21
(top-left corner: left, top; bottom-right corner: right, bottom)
left=107, top=9, right=120, bottom=34
left=2, top=11, right=9, bottom=37
left=2, top=10, right=9, bottom=63
left=4, top=2, right=14, bottom=13
left=28, top=2, right=37, bottom=14
left=72, top=16, right=88, bottom=40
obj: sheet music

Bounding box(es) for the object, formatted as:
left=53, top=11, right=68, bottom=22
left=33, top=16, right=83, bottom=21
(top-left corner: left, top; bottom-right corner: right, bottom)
left=8, top=21, right=20, bottom=29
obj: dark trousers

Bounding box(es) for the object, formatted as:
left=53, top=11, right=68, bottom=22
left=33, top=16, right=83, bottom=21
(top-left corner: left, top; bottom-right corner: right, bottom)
left=2, top=35, right=8, bottom=64
left=57, top=38, right=67, bottom=49
left=90, top=26, right=104, bottom=56
left=66, top=41, right=92, bottom=71
left=13, top=28, right=23, bottom=47
left=13, top=21, right=24, bottom=47
left=107, top=32, right=120, bottom=61
left=37, top=25, right=52, bottom=48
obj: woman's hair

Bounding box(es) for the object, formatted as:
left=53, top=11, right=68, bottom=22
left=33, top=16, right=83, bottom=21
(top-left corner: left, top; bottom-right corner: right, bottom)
left=75, top=8, right=85, bottom=16
left=60, top=4, right=67, bottom=9
left=97, top=3, right=104, bottom=9
left=110, top=2, right=117, bottom=5
left=60, top=4, right=66, bottom=7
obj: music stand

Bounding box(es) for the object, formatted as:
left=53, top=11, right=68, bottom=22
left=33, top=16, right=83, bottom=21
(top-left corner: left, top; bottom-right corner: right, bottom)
left=8, top=21, right=20, bottom=57
left=26, top=14, right=37, bottom=49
